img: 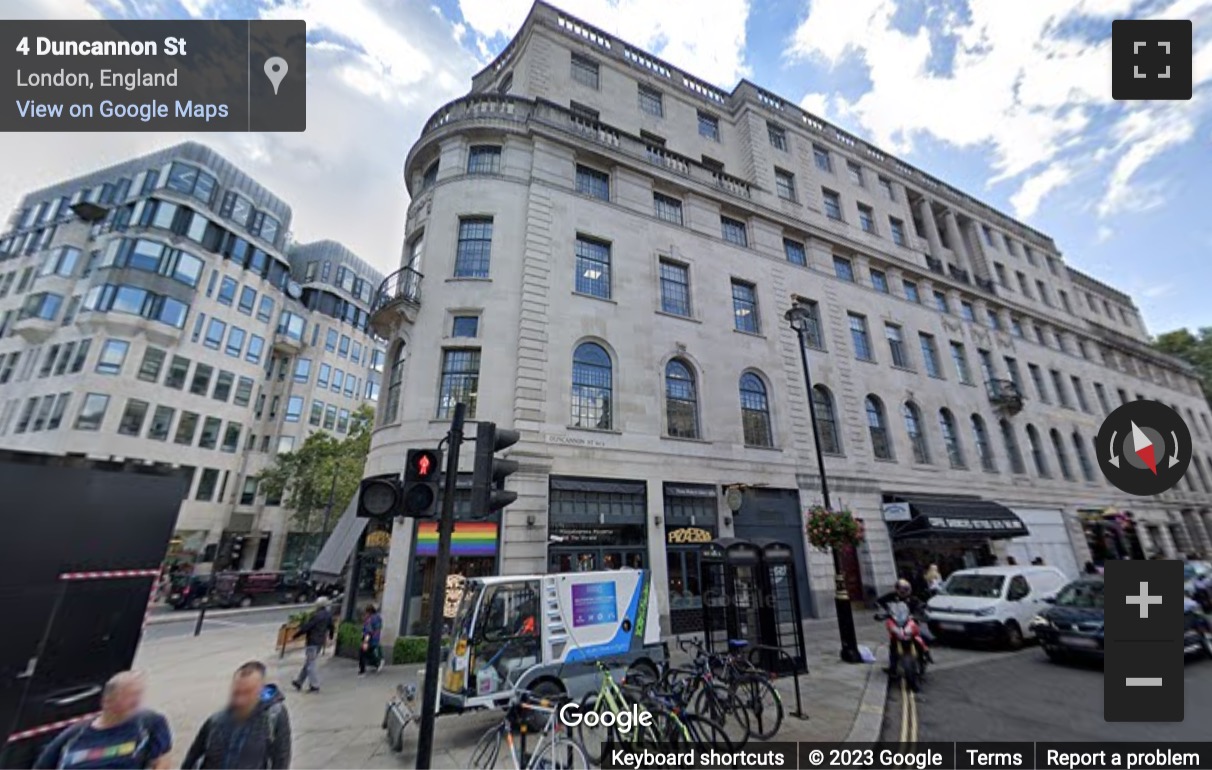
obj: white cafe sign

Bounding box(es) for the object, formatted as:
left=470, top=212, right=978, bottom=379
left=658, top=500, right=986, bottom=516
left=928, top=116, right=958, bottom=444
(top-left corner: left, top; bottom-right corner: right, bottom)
left=881, top=502, right=911, bottom=522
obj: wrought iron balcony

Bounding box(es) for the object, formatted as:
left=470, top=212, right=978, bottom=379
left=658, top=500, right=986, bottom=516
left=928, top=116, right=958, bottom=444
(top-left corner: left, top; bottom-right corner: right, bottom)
left=948, top=264, right=971, bottom=284
left=986, top=378, right=1024, bottom=415
left=369, top=265, right=423, bottom=338
left=926, top=256, right=944, bottom=275
left=975, top=276, right=997, bottom=295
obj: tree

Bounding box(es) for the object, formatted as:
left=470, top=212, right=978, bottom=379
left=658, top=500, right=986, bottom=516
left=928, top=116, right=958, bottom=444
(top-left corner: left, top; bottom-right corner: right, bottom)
left=1154, top=328, right=1212, bottom=406
left=259, top=404, right=375, bottom=563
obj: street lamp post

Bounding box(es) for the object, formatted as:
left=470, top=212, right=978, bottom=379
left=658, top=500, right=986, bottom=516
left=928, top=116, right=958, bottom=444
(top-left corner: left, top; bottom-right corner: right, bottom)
left=785, top=303, right=862, bottom=664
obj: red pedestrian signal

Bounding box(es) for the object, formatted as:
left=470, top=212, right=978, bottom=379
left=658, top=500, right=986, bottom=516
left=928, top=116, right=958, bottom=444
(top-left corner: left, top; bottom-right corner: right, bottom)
left=413, top=451, right=436, bottom=478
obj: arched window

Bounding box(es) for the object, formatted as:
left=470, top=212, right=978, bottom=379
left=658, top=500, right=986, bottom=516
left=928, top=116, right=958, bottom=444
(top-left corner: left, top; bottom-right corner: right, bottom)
left=813, top=385, right=841, bottom=454
left=866, top=395, right=893, bottom=460
left=665, top=359, right=699, bottom=439
left=1072, top=431, right=1096, bottom=482
left=971, top=414, right=996, bottom=472
left=1050, top=428, right=1074, bottom=480
left=383, top=343, right=406, bottom=424
left=939, top=408, right=964, bottom=468
left=1000, top=419, right=1026, bottom=474
left=1026, top=424, right=1050, bottom=477
left=903, top=401, right=930, bottom=464
left=739, top=372, right=773, bottom=447
left=571, top=342, right=612, bottom=430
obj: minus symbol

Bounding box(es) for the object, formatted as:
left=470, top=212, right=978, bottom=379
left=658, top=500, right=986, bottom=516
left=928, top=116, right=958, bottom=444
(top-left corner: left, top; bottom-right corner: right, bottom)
left=1125, top=677, right=1163, bottom=686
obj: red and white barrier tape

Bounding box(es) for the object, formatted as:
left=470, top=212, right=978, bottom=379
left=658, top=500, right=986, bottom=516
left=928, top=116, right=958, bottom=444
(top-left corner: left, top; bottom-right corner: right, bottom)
left=6, top=713, right=98, bottom=744
left=58, top=569, right=160, bottom=581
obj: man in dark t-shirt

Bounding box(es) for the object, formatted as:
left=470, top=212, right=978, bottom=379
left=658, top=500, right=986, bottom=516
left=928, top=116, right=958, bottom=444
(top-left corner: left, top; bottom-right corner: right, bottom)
left=34, top=671, right=172, bottom=769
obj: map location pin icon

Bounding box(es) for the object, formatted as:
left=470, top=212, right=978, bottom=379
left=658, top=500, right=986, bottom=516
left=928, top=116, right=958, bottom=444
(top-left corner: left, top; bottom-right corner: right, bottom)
left=264, top=56, right=288, bottom=95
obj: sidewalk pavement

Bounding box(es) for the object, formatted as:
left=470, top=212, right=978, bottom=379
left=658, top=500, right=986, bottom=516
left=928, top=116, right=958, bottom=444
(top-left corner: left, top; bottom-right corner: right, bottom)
left=134, top=614, right=890, bottom=768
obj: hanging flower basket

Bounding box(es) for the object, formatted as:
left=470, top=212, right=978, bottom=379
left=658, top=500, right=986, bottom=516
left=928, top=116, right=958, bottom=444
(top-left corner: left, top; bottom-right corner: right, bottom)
left=805, top=505, right=865, bottom=551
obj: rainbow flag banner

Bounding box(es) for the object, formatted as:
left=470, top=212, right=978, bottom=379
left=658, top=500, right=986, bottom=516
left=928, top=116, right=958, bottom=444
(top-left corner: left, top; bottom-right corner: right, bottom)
left=416, top=521, right=498, bottom=557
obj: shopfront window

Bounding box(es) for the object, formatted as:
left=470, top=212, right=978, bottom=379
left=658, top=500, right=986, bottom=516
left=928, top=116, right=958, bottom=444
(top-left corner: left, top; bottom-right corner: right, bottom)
left=549, top=477, right=647, bottom=576
left=664, top=483, right=717, bottom=635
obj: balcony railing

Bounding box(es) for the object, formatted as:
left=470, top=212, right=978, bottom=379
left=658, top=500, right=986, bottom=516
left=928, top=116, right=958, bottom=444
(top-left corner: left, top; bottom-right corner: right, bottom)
left=948, top=264, right=971, bottom=284
left=926, top=256, right=944, bottom=275
left=975, top=276, right=997, bottom=296
left=373, top=266, right=423, bottom=314
left=986, top=378, right=1024, bottom=415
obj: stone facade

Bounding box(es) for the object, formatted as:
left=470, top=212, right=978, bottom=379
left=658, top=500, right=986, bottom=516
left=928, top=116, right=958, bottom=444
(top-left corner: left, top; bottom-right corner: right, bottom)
left=366, top=2, right=1212, bottom=640
left=0, top=142, right=385, bottom=571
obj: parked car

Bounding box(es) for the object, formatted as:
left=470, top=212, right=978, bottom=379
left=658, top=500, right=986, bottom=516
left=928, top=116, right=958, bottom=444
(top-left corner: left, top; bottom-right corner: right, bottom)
left=210, top=570, right=316, bottom=608
left=1030, top=576, right=1104, bottom=660
left=168, top=574, right=214, bottom=610
left=926, top=565, right=1068, bottom=648
left=1033, top=576, right=1212, bottom=664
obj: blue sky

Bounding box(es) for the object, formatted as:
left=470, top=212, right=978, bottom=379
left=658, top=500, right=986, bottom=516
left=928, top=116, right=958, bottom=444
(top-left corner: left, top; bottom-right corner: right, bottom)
left=3, top=0, right=1211, bottom=335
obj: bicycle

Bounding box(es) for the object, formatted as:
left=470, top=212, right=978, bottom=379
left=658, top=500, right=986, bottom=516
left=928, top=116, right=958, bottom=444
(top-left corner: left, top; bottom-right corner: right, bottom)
left=662, top=641, right=750, bottom=748
left=575, top=660, right=687, bottom=764
left=688, top=637, right=785, bottom=740
left=468, top=688, right=589, bottom=770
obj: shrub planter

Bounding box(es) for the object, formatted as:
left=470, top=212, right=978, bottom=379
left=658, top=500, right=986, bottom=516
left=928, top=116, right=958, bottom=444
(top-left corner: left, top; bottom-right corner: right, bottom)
left=335, top=621, right=363, bottom=660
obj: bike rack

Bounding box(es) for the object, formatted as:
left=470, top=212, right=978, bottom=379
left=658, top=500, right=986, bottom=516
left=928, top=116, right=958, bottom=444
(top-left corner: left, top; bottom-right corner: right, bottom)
left=748, top=643, right=809, bottom=722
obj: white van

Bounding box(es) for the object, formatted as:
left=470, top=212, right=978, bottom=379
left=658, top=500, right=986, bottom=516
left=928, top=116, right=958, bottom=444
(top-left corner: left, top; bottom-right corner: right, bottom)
left=440, top=569, right=664, bottom=712
left=925, top=565, right=1067, bottom=648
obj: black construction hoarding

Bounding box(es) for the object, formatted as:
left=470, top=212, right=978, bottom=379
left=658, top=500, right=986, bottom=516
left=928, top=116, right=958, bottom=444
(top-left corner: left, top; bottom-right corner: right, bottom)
left=0, top=450, right=189, bottom=767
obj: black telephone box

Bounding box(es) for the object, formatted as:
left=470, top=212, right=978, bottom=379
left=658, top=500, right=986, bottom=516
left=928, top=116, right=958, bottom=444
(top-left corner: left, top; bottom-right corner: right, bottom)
left=700, top=537, right=807, bottom=675
left=700, top=538, right=762, bottom=654
left=0, top=451, right=189, bottom=768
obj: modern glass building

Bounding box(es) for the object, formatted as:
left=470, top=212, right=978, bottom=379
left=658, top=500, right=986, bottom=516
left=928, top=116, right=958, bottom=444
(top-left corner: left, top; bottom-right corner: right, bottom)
left=0, top=141, right=386, bottom=573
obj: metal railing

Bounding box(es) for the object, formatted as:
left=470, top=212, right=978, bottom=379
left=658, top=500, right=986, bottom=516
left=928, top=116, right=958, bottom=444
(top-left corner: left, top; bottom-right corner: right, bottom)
left=372, top=266, right=423, bottom=315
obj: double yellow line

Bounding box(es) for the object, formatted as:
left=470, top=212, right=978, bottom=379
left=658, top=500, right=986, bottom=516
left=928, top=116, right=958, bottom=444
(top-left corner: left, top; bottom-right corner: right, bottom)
left=897, top=676, right=918, bottom=743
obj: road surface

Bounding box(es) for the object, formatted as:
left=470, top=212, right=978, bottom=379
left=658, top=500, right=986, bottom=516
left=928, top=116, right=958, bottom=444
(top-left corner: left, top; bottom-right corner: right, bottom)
left=882, top=645, right=1212, bottom=742
left=143, top=605, right=299, bottom=642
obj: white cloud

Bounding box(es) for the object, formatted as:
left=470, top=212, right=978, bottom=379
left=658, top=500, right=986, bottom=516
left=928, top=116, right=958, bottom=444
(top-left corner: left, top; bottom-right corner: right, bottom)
left=1009, top=163, right=1075, bottom=219
left=457, top=0, right=752, bottom=87
left=784, top=0, right=1212, bottom=222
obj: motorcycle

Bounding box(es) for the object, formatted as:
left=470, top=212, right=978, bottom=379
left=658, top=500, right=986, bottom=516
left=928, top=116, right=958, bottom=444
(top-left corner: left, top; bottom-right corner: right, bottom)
left=875, top=600, right=929, bottom=691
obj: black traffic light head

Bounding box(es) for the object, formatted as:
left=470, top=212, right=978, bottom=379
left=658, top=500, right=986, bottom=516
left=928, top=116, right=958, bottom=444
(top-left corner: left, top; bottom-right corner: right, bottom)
left=356, top=448, right=444, bottom=520
left=403, top=448, right=443, bottom=518
left=472, top=422, right=520, bottom=517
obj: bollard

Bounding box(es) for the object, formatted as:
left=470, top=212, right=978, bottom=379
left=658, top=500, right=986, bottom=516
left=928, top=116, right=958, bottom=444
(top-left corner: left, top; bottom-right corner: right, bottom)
left=193, top=605, right=207, bottom=637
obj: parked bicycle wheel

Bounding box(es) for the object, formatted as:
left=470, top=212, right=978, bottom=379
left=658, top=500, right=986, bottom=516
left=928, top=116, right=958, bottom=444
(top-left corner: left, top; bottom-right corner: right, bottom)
left=731, top=675, right=784, bottom=740
left=692, top=684, right=750, bottom=748
left=532, top=735, right=590, bottom=770
left=676, top=712, right=735, bottom=754
left=574, top=693, right=613, bottom=765
left=468, top=724, right=504, bottom=770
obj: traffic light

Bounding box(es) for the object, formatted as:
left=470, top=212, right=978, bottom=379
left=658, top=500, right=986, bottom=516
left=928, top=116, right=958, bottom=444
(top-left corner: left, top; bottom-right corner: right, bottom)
left=402, top=448, right=443, bottom=518
left=471, top=422, right=520, bottom=517
left=357, top=448, right=443, bottom=520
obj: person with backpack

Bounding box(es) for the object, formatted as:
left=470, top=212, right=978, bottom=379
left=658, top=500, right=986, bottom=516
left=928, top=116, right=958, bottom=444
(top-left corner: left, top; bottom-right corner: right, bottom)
left=181, top=661, right=291, bottom=769
left=33, top=671, right=172, bottom=769
left=290, top=596, right=335, bottom=692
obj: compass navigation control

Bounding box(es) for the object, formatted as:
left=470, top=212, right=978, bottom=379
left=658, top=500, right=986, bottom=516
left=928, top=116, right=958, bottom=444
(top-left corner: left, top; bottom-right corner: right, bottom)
left=1097, top=400, right=1192, bottom=496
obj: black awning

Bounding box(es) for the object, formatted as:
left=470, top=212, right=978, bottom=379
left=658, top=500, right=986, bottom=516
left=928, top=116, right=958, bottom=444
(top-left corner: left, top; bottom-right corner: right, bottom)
left=887, top=494, right=1029, bottom=541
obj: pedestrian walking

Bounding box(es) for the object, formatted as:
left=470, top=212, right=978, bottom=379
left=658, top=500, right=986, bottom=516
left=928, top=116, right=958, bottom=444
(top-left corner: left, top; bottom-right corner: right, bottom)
left=181, top=661, right=291, bottom=769
left=33, top=671, right=172, bottom=769
left=358, top=604, right=384, bottom=676
left=291, top=596, right=334, bottom=693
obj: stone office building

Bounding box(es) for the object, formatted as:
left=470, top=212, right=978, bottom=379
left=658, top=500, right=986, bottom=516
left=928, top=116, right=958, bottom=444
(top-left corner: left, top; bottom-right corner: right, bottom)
left=0, top=142, right=386, bottom=572
left=365, top=2, right=1212, bottom=639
